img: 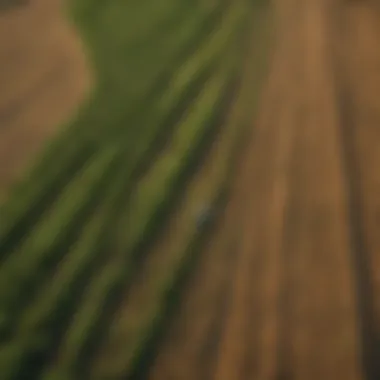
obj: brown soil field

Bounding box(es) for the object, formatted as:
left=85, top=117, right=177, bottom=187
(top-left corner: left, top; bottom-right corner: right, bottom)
left=0, top=0, right=89, bottom=202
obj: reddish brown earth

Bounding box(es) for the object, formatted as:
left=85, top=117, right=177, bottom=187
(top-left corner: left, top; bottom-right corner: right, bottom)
left=0, top=0, right=89, bottom=201
left=147, top=0, right=380, bottom=379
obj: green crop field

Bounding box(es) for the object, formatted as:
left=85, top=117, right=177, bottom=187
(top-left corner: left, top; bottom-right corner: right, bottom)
left=0, top=0, right=272, bottom=378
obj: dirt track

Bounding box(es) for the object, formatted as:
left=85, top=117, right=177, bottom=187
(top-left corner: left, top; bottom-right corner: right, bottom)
left=147, top=0, right=380, bottom=379
left=0, top=0, right=89, bottom=201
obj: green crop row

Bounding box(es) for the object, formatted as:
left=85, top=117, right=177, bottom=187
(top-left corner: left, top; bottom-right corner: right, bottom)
left=7, top=0, right=214, bottom=195
left=117, top=0, right=248, bottom=180
left=42, top=54, right=239, bottom=379
left=0, top=2, right=243, bottom=378
left=120, top=70, right=237, bottom=259
left=95, top=190, right=229, bottom=380
left=87, top=50, right=250, bottom=380
left=0, top=0, right=239, bottom=329
left=0, top=1, right=272, bottom=380
left=108, top=0, right=241, bottom=177
left=0, top=172, right=137, bottom=379
left=0, top=147, right=122, bottom=321
left=0, top=34, right=232, bottom=357
left=110, top=0, right=247, bottom=261
left=89, top=65, right=247, bottom=380
left=0, top=0, right=238, bottom=323
left=87, top=5, right=273, bottom=378
left=0, top=0, right=230, bottom=259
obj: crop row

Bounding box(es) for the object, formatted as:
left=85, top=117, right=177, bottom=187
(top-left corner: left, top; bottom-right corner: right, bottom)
left=0, top=0, right=240, bottom=327
left=0, top=58, right=236, bottom=380
left=86, top=5, right=272, bottom=378
left=43, top=53, right=239, bottom=380
left=89, top=45, right=251, bottom=380
left=0, top=2, right=246, bottom=379
left=0, top=0, right=230, bottom=258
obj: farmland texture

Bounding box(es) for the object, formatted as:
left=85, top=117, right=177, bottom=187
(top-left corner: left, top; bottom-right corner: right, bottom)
left=2, top=0, right=380, bottom=379
left=0, top=0, right=272, bottom=378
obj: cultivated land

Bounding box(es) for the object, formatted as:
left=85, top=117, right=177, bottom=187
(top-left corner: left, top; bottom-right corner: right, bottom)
left=1, top=0, right=380, bottom=379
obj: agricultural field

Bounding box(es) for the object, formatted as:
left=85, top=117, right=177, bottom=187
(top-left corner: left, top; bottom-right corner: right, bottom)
left=3, top=0, right=380, bottom=379
left=0, top=0, right=272, bottom=378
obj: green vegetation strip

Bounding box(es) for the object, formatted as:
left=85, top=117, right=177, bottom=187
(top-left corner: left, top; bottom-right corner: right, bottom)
left=43, top=57, right=238, bottom=379
left=0, top=1, right=272, bottom=380
left=46, top=4, right=261, bottom=377
left=89, top=5, right=273, bottom=380
left=0, top=11, right=243, bottom=377
left=0, top=0, right=241, bottom=333
left=115, top=3, right=247, bottom=257
left=0, top=0, right=230, bottom=258
left=0, top=148, right=121, bottom=317
left=89, top=52, right=247, bottom=380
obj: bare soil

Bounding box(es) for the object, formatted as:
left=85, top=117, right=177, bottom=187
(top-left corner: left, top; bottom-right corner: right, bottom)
left=0, top=0, right=90, bottom=201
